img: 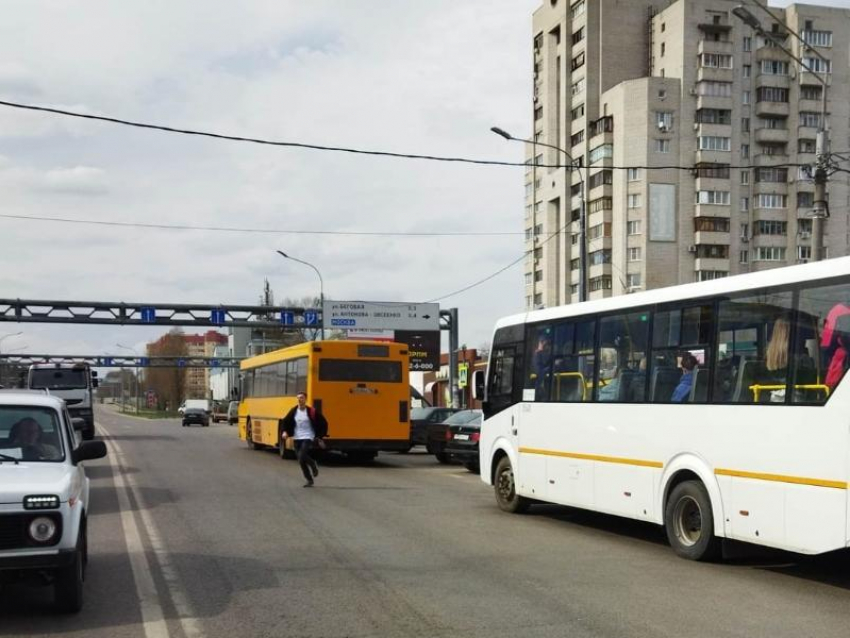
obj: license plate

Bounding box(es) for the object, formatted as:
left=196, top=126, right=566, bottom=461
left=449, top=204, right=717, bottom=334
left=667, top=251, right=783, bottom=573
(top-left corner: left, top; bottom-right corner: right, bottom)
left=454, top=433, right=469, bottom=441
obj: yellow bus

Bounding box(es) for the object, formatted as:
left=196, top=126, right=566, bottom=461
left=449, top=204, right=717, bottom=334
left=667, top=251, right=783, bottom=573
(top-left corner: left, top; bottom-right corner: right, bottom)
left=237, top=340, right=411, bottom=460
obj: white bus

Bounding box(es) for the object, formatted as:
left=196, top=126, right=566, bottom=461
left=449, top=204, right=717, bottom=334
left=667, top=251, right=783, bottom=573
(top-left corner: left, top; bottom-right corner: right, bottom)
left=480, top=257, right=850, bottom=560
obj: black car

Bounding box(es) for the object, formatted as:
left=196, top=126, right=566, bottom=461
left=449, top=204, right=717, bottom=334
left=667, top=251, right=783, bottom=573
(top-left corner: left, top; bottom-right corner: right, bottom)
left=428, top=409, right=481, bottom=464
left=182, top=407, right=209, bottom=427
left=410, top=407, right=458, bottom=448
left=443, top=410, right=483, bottom=472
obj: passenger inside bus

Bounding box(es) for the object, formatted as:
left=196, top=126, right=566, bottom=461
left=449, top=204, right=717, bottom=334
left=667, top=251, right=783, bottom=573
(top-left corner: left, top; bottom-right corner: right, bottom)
left=671, top=353, right=698, bottom=402
left=822, top=305, right=850, bottom=391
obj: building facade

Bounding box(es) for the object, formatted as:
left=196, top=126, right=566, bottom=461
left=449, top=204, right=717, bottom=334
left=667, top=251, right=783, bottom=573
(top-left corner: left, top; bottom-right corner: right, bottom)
left=527, top=0, right=850, bottom=309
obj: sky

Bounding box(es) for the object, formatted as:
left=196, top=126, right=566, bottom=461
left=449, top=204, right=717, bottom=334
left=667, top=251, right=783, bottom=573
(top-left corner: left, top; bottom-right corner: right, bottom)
left=0, top=0, right=846, bottom=363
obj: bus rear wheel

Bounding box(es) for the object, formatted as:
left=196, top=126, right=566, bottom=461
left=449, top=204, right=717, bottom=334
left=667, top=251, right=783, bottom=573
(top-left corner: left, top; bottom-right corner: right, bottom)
left=245, top=418, right=258, bottom=450
left=664, top=480, right=722, bottom=561
left=494, top=456, right=529, bottom=514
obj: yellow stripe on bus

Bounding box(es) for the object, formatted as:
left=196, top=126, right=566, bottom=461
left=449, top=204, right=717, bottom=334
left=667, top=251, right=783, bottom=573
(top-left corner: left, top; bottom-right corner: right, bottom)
left=715, top=468, right=847, bottom=490
left=518, top=447, right=663, bottom=469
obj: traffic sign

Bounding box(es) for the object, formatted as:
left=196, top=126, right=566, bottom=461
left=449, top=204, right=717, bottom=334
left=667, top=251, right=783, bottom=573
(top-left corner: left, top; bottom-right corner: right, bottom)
left=323, top=301, right=439, bottom=331
left=140, top=306, right=156, bottom=323
left=304, top=310, right=319, bottom=326
left=458, top=363, right=469, bottom=388
left=211, top=309, right=226, bottom=324
left=138, top=357, right=150, bottom=367
left=280, top=311, right=295, bottom=325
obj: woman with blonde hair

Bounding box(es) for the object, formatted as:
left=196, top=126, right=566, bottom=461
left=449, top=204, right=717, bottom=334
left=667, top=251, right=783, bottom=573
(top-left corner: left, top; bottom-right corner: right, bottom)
left=766, top=316, right=790, bottom=372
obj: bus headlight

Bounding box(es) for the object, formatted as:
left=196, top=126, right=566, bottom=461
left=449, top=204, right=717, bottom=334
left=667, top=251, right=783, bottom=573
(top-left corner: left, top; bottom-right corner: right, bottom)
left=28, top=516, right=58, bottom=543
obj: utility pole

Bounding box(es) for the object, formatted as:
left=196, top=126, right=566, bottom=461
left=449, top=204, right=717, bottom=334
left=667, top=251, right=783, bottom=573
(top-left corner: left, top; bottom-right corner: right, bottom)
left=448, top=308, right=459, bottom=409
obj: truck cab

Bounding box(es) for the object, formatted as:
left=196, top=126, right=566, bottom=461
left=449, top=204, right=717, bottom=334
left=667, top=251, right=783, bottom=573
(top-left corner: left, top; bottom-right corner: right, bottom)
left=27, top=364, right=98, bottom=440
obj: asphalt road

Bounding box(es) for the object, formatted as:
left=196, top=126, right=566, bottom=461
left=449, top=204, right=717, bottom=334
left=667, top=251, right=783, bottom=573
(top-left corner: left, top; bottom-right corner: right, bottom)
left=2, top=405, right=850, bottom=638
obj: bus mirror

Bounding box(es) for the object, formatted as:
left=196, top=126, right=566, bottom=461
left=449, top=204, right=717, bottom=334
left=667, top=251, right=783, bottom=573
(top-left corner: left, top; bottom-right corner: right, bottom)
left=472, top=370, right=485, bottom=401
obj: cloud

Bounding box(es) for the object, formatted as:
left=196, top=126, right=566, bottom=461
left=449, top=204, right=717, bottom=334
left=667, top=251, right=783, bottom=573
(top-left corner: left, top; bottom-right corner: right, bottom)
left=39, top=166, right=109, bottom=195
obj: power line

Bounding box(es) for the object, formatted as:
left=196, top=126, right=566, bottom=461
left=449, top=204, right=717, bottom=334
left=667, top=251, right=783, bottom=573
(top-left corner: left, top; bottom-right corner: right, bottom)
left=0, top=213, right=524, bottom=237
left=0, top=99, right=814, bottom=171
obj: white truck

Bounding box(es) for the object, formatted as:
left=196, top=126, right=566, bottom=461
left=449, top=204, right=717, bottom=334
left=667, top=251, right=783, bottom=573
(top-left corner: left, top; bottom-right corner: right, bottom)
left=27, top=364, right=98, bottom=440
left=178, top=399, right=212, bottom=416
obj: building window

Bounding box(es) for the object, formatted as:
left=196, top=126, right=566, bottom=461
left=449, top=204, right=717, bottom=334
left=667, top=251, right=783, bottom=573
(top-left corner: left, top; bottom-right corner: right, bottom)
left=760, top=60, right=789, bottom=75
left=570, top=130, right=585, bottom=147
left=694, top=217, right=730, bottom=232
left=661, top=42, right=665, bottom=57
left=534, top=270, right=544, bottom=282
left=798, top=219, right=812, bottom=234
left=740, top=250, right=749, bottom=264
left=534, top=106, right=543, bottom=121
left=589, top=170, right=612, bottom=189
left=589, top=144, right=613, bottom=163
left=801, top=29, right=832, bottom=48
left=698, top=136, right=731, bottom=152
left=571, top=51, right=585, bottom=71
left=755, top=167, right=788, bottom=183
left=697, top=81, right=732, bottom=97
left=741, top=144, right=750, bottom=159
left=740, top=222, right=749, bottom=239
left=696, top=108, right=732, bottom=125
left=802, top=57, right=831, bottom=74
left=758, top=117, right=786, bottom=130
left=628, top=247, right=642, bottom=262
left=798, top=191, right=814, bottom=208
left=756, top=86, right=789, bottom=103
left=799, top=112, right=824, bottom=129
left=627, top=220, right=642, bottom=235
left=697, top=270, right=728, bottom=281
left=525, top=272, right=533, bottom=285
left=627, top=194, right=642, bottom=209
left=753, top=220, right=788, bottom=236
left=588, top=197, right=613, bottom=213
left=572, top=27, right=584, bottom=46
left=587, top=222, right=612, bottom=240
left=741, top=117, right=750, bottom=132
left=754, top=247, right=786, bottom=262
left=695, top=190, right=731, bottom=205
left=800, top=85, right=823, bottom=101
left=654, top=139, right=671, bottom=153
left=569, top=0, right=585, bottom=19
left=740, top=197, right=749, bottom=211
left=743, top=36, right=752, bottom=52
left=570, top=77, right=585, bottom=96
left=696, top=245, right=729, bottom=259
left=743, top=64, right=751, bottom=78
left=571, top=103, right=585, bottom=120
left=627, top=168, right=641, bottom=182
left=756, top=193, right=787, bottom=209
left=797, top=245, right=812, bottom=261
left=589, top=276, right=612, bottom=292
left=740, top=170, right=749, bottom=184
left=742, top=90, right=750, bottom=105
left=701, top=53, right=733, bottom=68
left=626, top=273, right=642, bottom=289
left=656, top=111, right=674, bottom=131
left=589, top=249, right=612, bottom=265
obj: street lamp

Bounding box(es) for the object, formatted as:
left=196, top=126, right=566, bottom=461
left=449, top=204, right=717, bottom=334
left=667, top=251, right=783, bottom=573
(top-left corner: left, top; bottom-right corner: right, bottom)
left=491, top=126, right=587, bottom=303
left=276, top=250, right=325, bottom=340
left=732, top=4, right=831, bottom=262
left=116, top=343, right=140, bottom=414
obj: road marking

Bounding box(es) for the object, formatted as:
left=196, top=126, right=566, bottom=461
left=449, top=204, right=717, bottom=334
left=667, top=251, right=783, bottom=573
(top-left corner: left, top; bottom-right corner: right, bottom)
left=98, top=422, right=203, bottom=638
left=101, top=426, right=170, bottom=638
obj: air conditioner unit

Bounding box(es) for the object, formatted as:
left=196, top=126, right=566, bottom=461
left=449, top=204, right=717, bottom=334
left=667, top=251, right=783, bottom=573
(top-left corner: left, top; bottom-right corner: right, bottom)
left=688, top=87, right=699, bottom=96
left=687, top=244, right=697, bottom=253
left=800, top=231, right=811, bottom=239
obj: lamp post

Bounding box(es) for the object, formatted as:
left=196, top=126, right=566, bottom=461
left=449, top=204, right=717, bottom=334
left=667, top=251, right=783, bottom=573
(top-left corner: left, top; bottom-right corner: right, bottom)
left=732, top=4, right=831, bottom=262
left=491, top=126, right=587, bottom=303
left=116, top=343, right=140, bottom=414
left=276, top=250, right=325, bottom=340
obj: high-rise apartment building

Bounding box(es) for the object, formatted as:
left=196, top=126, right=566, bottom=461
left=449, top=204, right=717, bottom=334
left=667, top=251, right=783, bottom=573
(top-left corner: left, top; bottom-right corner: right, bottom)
left=526, top=0, right=850, bottom=309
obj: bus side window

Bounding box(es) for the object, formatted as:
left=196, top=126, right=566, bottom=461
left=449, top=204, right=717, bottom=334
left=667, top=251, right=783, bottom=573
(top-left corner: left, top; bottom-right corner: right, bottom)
left=794, top=280, right=850, bottom=404
left=524, top=325, right=554, bottom=402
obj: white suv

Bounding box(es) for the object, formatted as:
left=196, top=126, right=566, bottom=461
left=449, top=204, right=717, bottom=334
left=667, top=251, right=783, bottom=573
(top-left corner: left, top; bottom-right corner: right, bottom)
left=0, top=390, right=107, bottom=613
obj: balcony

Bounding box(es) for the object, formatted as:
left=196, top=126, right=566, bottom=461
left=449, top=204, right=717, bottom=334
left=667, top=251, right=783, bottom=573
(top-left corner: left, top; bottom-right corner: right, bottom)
left=798, top=99, right=823, bottom=114
left=695, top=231, right=731, bottom=245
left=753, top=153, right=789, bottom=167
left=754, top=128, right=789, bottom=144
left=756, top=46, right=790, bottom=63
left=753, top=181, right=788, bottom=197
left=756, top=74, right=790, bottom=91
left=697, top=67, right=733, bottom=83
left=695, top=149, right=731, bottom=165
left=696, top=94, right=731, bottom=111
left=694, top=176, right=730, bottom=193
left=694, top=257, right=730, bottom=272
left=698, top=39, right=733, bottom=57
left=588, top=183, right=612, bottom=200
left=800, top=70, right=831, bottom=87
left=797, top=125, right=819, bottom=140
left=694, top=203, right=731, bottom=218
left=754, top=101, right=790, bottom=118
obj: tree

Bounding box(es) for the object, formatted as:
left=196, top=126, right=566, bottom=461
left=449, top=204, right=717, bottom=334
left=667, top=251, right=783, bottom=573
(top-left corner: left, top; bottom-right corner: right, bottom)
left=146, top=329, right=189, bottom=411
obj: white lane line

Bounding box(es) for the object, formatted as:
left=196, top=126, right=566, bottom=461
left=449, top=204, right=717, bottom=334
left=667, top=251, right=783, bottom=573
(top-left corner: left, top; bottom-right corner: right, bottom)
left=102, top=427, right=170, bottom=638
left=99, top=422, right=203, bottom=638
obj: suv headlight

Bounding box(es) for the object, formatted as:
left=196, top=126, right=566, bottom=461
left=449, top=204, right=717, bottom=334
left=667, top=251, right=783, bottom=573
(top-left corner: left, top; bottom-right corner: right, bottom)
left=29, top=516, right=59, bottom=543
left=23, top=495, right=60, bottom=510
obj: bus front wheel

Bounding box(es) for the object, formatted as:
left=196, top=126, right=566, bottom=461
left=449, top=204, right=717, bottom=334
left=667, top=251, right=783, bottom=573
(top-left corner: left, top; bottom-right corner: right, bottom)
left=664, top=480, right=722, bottom=561
left=245, top=419, right=257, bottom=450
left=494, top=456, right=530, bottom=514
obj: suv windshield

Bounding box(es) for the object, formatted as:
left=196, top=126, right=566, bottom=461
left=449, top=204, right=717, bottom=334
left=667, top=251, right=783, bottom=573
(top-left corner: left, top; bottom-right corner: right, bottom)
left=0, top=406, right=65, bottom=462
left=30, top=368, right=88, bottom=390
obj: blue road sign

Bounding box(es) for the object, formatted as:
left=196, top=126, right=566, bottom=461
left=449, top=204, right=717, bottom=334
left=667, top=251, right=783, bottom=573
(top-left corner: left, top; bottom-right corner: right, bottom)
left=305, top=310, right=318, bottom=326
left=177, top=358, right=186, bottom=367
left=138, top=357, right=150, bottom=367
left=102, top=357, right=113, bottom=366
left=210, top=359, right=220, bottom=368
left=211, top=309, right=226, bottom=324
left=281, top=311, right=295, bottom=325
left=140, top=306, right=156, bottom=323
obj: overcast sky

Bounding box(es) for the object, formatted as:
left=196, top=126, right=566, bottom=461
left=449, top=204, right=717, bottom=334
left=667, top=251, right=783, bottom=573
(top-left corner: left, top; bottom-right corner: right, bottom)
left=0, top=0, right=845, bottom=363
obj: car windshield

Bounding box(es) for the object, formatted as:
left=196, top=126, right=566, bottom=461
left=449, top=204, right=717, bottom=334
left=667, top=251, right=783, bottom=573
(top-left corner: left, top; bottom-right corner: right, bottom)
left=410, top=407, right=434, bottom=421
left=443, top=410, right=482, bottom=425
left=0, top=406, right=65, bottom=462
left=29, top=368, right=88, bottom=390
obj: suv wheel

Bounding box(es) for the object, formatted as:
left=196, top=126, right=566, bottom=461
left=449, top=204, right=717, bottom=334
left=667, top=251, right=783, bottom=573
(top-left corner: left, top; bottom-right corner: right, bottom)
left=54, top=530, right=85, bottom=613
